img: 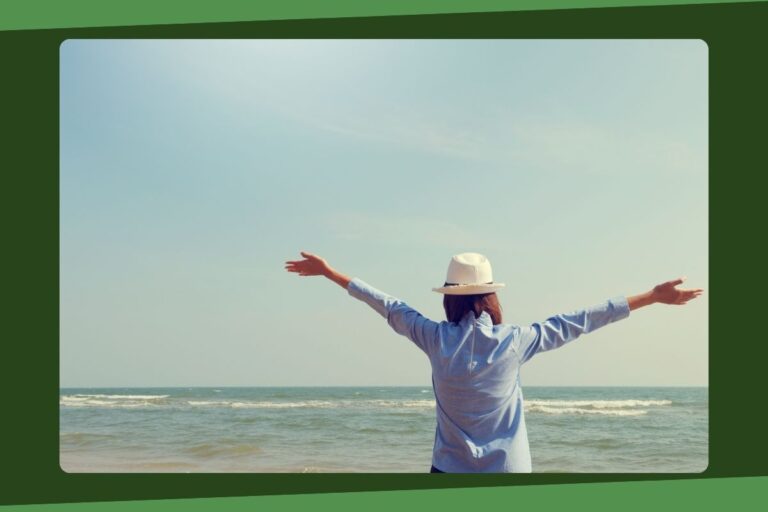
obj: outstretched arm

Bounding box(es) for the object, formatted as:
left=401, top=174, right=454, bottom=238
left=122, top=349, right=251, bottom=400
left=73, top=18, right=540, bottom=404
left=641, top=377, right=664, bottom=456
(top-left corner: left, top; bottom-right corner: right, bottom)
left=517, top=277, right=704, bottom=363
left=284, top=252, right=440, bottom=354
left=284, top=251, right=351, bottom=289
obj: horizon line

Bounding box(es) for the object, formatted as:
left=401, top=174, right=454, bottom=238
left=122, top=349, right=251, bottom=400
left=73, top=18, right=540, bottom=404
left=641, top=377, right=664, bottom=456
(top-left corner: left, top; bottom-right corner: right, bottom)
left=59, top=384, right=710, bottom=389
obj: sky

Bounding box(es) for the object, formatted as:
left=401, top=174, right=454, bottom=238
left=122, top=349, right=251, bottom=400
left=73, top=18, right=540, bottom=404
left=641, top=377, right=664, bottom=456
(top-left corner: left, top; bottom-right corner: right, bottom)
left=60, top=39, right=708, bottom=387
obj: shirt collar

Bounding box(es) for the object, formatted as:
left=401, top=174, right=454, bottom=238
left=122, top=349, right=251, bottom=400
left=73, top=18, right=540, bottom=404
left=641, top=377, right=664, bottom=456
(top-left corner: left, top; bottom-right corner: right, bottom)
left=464, top=310, right=493, bottom=327
left=477, top=311, right=493, bottom=326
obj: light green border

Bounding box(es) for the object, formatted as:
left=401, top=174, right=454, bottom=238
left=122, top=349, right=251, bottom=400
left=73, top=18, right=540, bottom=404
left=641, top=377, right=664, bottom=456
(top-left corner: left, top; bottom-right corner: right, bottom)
left=3, top=477, right=765, bottom=511
left=1, top=0, right=765, bottom=31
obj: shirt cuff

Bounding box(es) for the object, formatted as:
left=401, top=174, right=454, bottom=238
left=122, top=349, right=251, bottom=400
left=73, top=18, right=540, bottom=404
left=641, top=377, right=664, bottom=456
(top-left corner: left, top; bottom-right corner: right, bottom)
left=347, top=277, right=369, bottom=300
left=608, top=296, right=631, bottom=321
left=347, top=277, right=390, bottom=318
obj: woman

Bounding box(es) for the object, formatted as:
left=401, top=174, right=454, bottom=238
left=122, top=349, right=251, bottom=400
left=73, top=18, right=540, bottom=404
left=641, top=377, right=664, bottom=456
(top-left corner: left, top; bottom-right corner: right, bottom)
left=284, top=251, right=703, bottom=473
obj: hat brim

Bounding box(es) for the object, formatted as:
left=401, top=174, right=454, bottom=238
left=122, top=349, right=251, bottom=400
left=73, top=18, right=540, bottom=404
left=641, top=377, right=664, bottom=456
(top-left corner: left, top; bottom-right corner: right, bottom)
left=432, top=283, right=506, bottom=295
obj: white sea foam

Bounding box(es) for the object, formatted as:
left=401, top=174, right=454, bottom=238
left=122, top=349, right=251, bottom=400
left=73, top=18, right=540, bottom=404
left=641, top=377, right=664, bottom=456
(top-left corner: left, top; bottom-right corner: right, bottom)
left=62, top=394, right=169, bottom=400
left=525, top=399, right=671, bottom=409
left=230, top=400, right=337, bottom=409
left=368, top=399, right=435, bottom=409
left=184, top=399, right=436, bottom=409
left=60, top=394, right=168, bottom=408
left=526, top=405, right=648, bottom=416
left=186, top=400, right=330, bottom=409
left=60, top=394, right=669, bottom=415
left=60, top=399, right=157, bottom=408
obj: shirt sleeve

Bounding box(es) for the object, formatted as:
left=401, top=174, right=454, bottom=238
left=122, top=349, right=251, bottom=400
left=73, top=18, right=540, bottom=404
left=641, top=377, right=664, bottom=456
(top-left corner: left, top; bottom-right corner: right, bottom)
left=347, top=277, right=440, bottom=355
left=515, top=296, right=630, bottom=364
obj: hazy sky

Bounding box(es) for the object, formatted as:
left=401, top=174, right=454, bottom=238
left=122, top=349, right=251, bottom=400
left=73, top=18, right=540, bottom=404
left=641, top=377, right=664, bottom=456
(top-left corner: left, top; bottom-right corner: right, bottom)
left=60, top=39, right=707, bottom=387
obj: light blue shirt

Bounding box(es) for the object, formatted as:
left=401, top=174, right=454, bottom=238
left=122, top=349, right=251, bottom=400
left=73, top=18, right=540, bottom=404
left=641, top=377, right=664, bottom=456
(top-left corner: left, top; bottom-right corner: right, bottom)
left=347, top=278, right=631, bottom=473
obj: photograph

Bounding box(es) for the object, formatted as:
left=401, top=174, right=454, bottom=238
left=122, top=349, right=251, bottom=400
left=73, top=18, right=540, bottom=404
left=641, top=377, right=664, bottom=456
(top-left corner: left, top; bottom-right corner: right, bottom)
left=60, top=39, right=708, bottom=473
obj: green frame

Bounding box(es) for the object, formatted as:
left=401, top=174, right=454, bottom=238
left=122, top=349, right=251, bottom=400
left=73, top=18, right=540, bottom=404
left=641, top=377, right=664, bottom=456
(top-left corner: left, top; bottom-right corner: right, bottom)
left=2, top=0, right=766, bottom=508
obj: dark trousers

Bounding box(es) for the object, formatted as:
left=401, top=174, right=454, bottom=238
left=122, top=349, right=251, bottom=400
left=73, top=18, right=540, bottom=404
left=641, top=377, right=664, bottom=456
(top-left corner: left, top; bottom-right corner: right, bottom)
left=430, top=465, right=444, bottom=473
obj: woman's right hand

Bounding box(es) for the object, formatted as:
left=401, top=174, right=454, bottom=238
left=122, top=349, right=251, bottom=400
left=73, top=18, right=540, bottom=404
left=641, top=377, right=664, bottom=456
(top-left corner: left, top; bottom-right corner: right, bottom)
left=284, top=252, right=331, bottom=277
left=285, top=251, right=352, bottom=289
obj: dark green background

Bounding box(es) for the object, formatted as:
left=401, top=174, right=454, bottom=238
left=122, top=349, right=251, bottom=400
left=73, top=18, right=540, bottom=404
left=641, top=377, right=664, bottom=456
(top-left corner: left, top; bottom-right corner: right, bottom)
left=2, top=0, right=765, bottom=506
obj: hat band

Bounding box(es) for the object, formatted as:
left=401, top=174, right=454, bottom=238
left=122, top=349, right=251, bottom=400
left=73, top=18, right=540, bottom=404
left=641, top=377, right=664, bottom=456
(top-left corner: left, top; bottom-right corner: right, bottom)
left=444, top=282, right=494, bottom=286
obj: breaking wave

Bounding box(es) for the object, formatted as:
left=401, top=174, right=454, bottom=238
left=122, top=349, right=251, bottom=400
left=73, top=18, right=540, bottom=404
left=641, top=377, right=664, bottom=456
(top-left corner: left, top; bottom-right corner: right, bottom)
left=61, top=395, right=670, bottom=416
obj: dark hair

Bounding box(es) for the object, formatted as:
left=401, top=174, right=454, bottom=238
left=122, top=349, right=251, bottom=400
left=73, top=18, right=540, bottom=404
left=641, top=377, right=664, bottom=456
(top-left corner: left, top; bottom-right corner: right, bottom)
left=443, top=288, right=503, bottom=325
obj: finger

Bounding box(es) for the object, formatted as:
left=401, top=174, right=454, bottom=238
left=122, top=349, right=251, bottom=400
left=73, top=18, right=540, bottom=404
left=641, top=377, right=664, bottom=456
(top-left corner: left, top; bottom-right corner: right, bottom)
left=665, top=277, right=686, bottom=287
left=300, top=251, right=315, bottom=258
left=676, top=295, right=700, bottom=304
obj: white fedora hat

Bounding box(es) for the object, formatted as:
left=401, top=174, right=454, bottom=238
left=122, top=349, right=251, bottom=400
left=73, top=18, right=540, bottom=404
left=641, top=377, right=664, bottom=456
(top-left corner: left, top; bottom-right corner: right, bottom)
left=432, top=253, right=505, bottom=295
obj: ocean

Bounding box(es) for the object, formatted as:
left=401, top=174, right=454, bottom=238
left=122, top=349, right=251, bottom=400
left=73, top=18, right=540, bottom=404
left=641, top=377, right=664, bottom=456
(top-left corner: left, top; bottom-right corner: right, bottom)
left=60, top=386, right=707, bottom=473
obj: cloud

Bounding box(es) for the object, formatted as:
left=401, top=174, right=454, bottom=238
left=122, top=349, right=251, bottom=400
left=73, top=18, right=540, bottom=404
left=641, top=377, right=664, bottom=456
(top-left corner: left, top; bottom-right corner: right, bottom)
left=311, top=107, right=508, bottom=164
left=161, top=41, right=705, bottom=178
left=283, top=105, right=705, bottom=178
left=321, top=212, right=496, bottom=249
left=502, top=119, right=706, bottom=176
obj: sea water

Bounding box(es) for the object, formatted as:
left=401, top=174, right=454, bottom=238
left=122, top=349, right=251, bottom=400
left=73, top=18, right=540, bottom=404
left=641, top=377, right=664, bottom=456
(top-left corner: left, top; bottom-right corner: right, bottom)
left=60, top=386, right=707, bottom=473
